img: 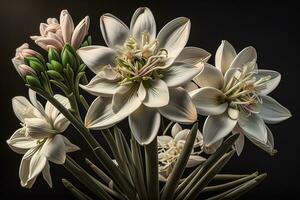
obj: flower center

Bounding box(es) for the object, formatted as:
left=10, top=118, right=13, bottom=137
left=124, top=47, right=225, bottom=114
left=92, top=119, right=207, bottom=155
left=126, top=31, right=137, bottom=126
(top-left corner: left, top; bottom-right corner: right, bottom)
left=223, top=61, right=271, bottom=112
left=114, top=32, right=168, bottom=85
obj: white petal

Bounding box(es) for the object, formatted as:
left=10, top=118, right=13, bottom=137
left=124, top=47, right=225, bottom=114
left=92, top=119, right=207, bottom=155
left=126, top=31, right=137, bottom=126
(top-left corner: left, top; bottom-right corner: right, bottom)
left=29, top=89, right=46, bottom=116
left=238, top=112, right=267, bottom=144
left=62, top=136, right=80, bottom=152
left=100, top=13, right=129, bottom=48
left=157, top=17, right=191, bottom=59
left=143, top=79, right=169, bottom=107
left=42, top=162, right=53, bottom=188
left=162, top=62, right=202, bottom=87
left=130, top=7, right=156, bottom=43
left=112, top=84, right=142, bottom=113
left=175, top=46, right=211, bottom=67
left=171, top=123, right=182, bottom=138
left=203, top=139, right=223, bottom=154
left=193, top=63, right=224, bottom=89
left=19, top=156, right=35, bottom=188
left=77, top=46, right=116, bottom=74
left=186, top=155, right=206, bottom=168
left=158, top=135, right=173, bottom=146
left=85, top=97, right=127, bottom=129
left=234, top=132, right=245, bottom=156
left=129, top=105, right=160, bottom=145
left=28, top=149, right=47, bottom=181
left=247, top=126, right=277, bottom=155
left=53, top=113, right=70, bottom=132
left=159, top=88, right=197, bottom=124
left=45, top=94, right=70, bottom=123
left=25, top=118, right=56, bottom=139
left=203, top=113, right=237, bottom=146
left=80, top=74, right=120, bottom=97
left=12, top=96, right=41, bottom=122
left=137, top=82, right=146, bottom=101
left=259, top=95, right=291, bottom=124
left=41, top=135, right=66, bottom=165
left=60, top=10, right=74, bottom=43
left=191, top=87, right=228, bottom=116
left=215, top=40, right=237, bottom=74
left=230, top=47, right=257, bottom=69
left=183, top=81, right=199, bottom=93
left=255, top=70, right=281, bottom=95
left=173, top=129, right=190, bottom=142
left=7, top=128, right=38, bottom=154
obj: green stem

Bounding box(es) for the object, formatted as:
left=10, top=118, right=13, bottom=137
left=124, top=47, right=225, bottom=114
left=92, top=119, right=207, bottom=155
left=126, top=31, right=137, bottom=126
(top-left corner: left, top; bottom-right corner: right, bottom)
left=62, top=178, right=94, bottom=200
left=145, top=138, right=159, bottom=200
left=29, top=86, right=136, bottom=200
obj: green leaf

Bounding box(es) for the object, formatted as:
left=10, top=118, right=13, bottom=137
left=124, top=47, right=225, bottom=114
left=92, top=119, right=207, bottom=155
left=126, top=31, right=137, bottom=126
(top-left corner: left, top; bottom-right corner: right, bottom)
left=175, top=134, right=239, bottom=199
left=161, top=123, right=198, bottom=200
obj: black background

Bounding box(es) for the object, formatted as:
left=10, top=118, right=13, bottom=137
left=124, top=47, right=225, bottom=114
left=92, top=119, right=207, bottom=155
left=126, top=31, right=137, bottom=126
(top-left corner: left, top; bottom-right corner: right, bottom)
left=0, top=0, right=299, bottom=199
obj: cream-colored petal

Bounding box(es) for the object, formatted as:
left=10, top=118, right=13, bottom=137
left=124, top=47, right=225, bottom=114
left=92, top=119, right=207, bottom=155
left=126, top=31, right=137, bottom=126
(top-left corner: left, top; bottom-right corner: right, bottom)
left=247, top=126, right=277, bottom=155
left=234, top=132, right=245, bottom=156
left=53, top=113, right=70, bottom=132
left=112, top=84, right=142, bottom=113
left=238, top=112, right=267, bottom=144
left=28, top=89, right=46, bottom=116
left=157, top=17, right=191, bottom=59
left=184, top=81, right=199, bottom=93
left=230, top=46, right=257, bottom=69
left=129, top=105, right=160, bottom=145
left=159, top=88, right=197, bottom=124
left=215, top=40, right=237, bottom=74
left=162, top=62, right=202, bottom=88
left=77, top=46, right=116, bottom=74
left=255, top=70, right=281, bottom=95
left=71, top=16, right=90, bottom=49
left=60, top=10, right=74, bottom=43
left=143, top=79, right=169, bottom=108
left=45, top=94, right=70, bottom=124
left=42, top=161, right=53, bottom=188
left=85, top=97, right=127, bottom=129
left=191, top=87, right=228, bottom=116
left=203, top=139, right=223, bottom=154
left=28, top=149, right=47, bottom=182
left=62, top=135, right=80, bottom=152
left=157, top=135, right=173, bottom=146
left=193, top=63, right=224, bottom=89
left=186, top=155, right=206, bottom=168
left=203, top=113, right=237, bottom=146
left=171, top=123, right=182, bottom=138
left=80, top=74, right=120, bottom=97
left=130, top=7, right=156, bottom=43
left=41, top=135, right=66, bottom=165
left=7, top=128, right=38, bottom=154
left=259, top=95, right=291, bottom=124
left=25, top=118, right=56, bottom=139
left=100, top=13, right=129, bottom=48
left=19, top=156, right=35, bottom=188
left=173, top=129, right=190, bottom=142
left=175, top=46, right=211, bottom=67
left=12, top=96, right=41, bottom=123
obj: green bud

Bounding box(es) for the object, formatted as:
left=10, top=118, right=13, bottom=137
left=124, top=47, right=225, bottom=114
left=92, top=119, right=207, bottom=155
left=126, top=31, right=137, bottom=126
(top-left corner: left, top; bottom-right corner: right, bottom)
left=48, top=48, right=60, bottom=62
left=61, top=48, right=75, bottom=67
left=78, top=64, right=86, bottom=72
left=26, top=75, right=42, bottom=88
left=50, top=60, right=64, bottom=73
left=28, top=59, right=45, bottom=72
left=47, top=70, right=64, bottom=81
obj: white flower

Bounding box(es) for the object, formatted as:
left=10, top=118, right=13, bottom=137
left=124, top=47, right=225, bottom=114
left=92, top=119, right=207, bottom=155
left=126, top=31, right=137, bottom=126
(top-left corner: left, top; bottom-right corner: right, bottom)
left=158, top=123, right=205, bottom=182
left=78, top=7, right=208, bottom=145
left=190, top=40, right=291, bottom=155
left=30, top=10, right=90, bottom=51
left=7, top=90, right=79, bottom=188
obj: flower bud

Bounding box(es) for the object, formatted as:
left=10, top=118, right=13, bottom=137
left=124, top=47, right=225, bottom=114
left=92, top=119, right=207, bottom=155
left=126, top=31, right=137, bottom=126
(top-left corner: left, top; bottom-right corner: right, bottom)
left=25, top=57, right=45, bottom=72
left=48, top=48, right=61, bottom=62
left=50, top=60, right=64, bottom=73
left=60, top=10, right=74, bottom=44
left=71, top=16, right=90, bottom=49
left=18, top=64, right=37, bottom=77
left=61, top=46, right=75, bottom=67
left=47, top=70, right=64, bottom=81
left=26, top=75, right=42, bottom=88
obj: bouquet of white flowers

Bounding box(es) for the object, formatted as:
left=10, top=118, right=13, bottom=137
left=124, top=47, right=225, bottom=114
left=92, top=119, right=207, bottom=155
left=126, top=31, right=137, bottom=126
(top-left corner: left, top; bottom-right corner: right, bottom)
left=7, top=7, right=291, bottom=200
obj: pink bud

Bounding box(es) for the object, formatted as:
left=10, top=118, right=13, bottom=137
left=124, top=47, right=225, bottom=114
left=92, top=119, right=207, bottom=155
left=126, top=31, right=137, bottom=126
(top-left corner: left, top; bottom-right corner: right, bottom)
left=71, top=16, right=90, bottom=49
left=60, top=10, right=74, bottom=44
left=18, top=64, right=36, bottom=77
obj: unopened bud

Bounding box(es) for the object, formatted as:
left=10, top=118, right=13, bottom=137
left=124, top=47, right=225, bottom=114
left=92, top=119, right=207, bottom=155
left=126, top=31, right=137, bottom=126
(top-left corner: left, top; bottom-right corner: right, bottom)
left=26, top=75, right=42, bottom=88
left=18, top=64, right=37, bottom=77
left=48, top=48, right=61, bottom=62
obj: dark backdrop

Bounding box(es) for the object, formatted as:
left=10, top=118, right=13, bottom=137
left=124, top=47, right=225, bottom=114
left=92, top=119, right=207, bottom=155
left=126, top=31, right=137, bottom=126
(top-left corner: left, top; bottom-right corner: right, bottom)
left=0, top=0, right=299, bottom=199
